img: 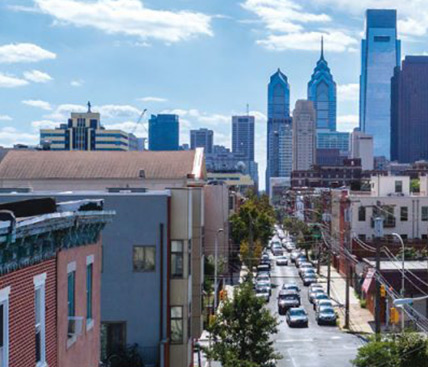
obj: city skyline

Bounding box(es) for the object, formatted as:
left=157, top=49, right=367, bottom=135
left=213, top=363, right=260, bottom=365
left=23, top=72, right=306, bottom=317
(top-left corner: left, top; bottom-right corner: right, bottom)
left=2, top=2, right=428, bottom=188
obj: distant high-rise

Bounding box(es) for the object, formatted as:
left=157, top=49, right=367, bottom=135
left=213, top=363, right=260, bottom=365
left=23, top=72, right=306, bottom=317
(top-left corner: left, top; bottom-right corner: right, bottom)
left=350, top=129, right=374, bottom=170
left=232, top=115, right=255, bottom=161
left=266, top=69, right=292, bottom=194
left=308, top=38, right=337, bottom=131
left=190, top=128, right=213, bottom=154
left=391, top=56, right=428, bottom=163
left=359, top=9, right=401, bottom=158
left=292, top=100, right=316, bottom=171
left=148, top=114, right=179, bottom=151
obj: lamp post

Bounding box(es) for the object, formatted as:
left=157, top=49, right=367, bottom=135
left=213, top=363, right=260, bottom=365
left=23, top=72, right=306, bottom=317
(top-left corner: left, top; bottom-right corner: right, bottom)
left=392, top=232, right=406, bottom=331
left=214, top=228, right=224, bottom=311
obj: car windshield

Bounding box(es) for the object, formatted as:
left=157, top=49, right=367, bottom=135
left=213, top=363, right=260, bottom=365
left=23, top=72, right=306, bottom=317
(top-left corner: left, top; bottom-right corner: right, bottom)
left=257, top=281, right=270, bottom=286
left=284, top=285, right=298, bottom=291
left=316, top=294, right=329, bottom=300
left=289, top=309, right=306, bottom=316
left=320, top=308, right=335, bottom=315
left=280, top=294, right=297, bottom=300
left=312, top=289, right=324, bottom=295
left=277, top=256, right=287, bottom=259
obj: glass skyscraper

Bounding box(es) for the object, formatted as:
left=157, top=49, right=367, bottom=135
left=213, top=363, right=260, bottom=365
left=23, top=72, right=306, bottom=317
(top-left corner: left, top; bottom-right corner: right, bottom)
left=232, top=115, right=255, bottom=161
left=266, top=69, right=292, bottom=194
left=359, top=9, right=401, bottom=158
left=148, top=114, right=179, bottom=151
left=308, top=39, right=337, bottom=131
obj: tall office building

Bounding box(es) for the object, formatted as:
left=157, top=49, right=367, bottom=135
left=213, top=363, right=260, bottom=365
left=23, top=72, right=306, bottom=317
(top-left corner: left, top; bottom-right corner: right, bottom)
left=148, top=114, right=179, bottom=151
left=359, top=9, right=401, bottom=158
left=391, top=56, right=428, bottom=163
left=292, top=100, right=316, bottom=171
left=190, top=128, right=213, bottom=154
left=308, top=38, right=337, bottom=131
left=232, top=115, right=255, bottom=161
left=40, top=102, right=139, bottom=151
left=350, top=128, right=374, bottom=170
left=266, top=69, right=292, bottom=194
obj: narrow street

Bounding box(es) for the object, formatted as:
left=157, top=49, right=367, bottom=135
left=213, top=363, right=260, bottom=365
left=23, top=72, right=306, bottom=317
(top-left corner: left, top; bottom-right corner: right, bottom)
left=267, top=258, right=365, bottom=367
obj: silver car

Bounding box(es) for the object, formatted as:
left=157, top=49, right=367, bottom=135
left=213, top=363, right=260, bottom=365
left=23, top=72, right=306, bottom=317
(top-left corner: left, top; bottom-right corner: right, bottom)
left=286, top=307, right=308, bottom=328
left=316, top=306, right=337, bottom=325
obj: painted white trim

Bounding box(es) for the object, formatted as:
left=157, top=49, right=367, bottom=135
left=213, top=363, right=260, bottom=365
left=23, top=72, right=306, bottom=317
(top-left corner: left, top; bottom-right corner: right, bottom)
left=86, top=318, right=94, bottom=332
left=67, top=261, right=76, bottom=273
left=0, top=287, right=10, bottom=303
left=86, top=255, right=94, bottom=265
left=33, top=273, right=47, bottom=288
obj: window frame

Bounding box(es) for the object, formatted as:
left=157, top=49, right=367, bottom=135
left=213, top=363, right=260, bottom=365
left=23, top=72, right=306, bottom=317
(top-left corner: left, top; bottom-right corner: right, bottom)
left=395, top=180, right=403, bottom=193
left=422, top=207, right=428, bottom=222
left=400, top=206, right=408, bottom=222
left=170, top=306, right=183, bottom=344
left=358, top=206, right=366, bottom=222
left=67, top=262, right=77, bottom=347
left=171, top=241, right=184, bottom=279
left=133, top=246, right=156, bottom=272
left=86, top=255, right=94, bottom=331
left=0, top=286, right=10, bottom=367
left=34, top=273, right=47, bottom=367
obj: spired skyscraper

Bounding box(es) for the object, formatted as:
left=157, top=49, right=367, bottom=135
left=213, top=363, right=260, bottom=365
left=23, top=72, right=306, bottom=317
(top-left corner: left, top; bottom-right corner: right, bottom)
left=359, top=9, right=401, bottom=158
left=308, top=38, right=337, bottom=132
left=266, top=69, right=292, bottom=194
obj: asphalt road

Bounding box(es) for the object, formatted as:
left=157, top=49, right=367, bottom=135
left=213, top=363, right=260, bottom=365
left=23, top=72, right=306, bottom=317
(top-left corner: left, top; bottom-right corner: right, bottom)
left=267, top=256, right=365, bottom=367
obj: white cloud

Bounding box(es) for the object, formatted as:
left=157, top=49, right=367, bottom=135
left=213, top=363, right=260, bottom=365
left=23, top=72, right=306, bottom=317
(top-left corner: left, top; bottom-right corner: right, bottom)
left=96, top=104, right=141, bottom=118
left=161, top=108, right=230, bottom=126
left=104, top=121, right=148, bottom=136
left=70, top=79, right=84, bottom=87
left=0, top=115, right=12, bottom=121
left=34, top=0, right=213, bottom=43
left=44, top=103, right=87, bottom=120
left=0, top=43, right=56, bottom=63
left=139, top=96, right=168, bottom=103
left=0, top=73, right=29, bottom=88
left=22, top=100, right=53, bottom=111
left=257, top=30, right=357, bottom=52
left=23, top=70, right=53, bottom=83
left=337, top=114, right=359, bottom=132
left=0, top=127, right=38, bottom=146
left=31, top=120, right=58, bottom=129
left=338, top=83, right=359, bottom=102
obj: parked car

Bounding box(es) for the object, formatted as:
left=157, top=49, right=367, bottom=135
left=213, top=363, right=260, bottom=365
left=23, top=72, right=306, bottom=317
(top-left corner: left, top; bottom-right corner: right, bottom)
left=255, top=280, right=271, bottom=296
left=282, top=283, right=300, bottom=293
left=285, top=242, right=296, bottom=252
left=316, top=306, right=337, bottom=325
left=290, top=251, right=303, bottom=263
left=303, top=274, right=318, bottom=286
left=309, top=289, right=325, bottom=304
left=309, top=283, right=324, bottom=293
left=277, top=290, right=301, bottom=314
left=313, top=293, right=330, bottom=310
left=257, top=264, right=271, bottom=274
left=296, top=257, right=309, bottom=268
left=272, top=247, right=284, bottom=257
left=276, top=255, right=288, bottom=266
left=316, top=299, right=334, bottom=312
left=256, top=273, right=270, bottom=283
left=286, top=307, right=308, bottom=327
left=255, top=288, right=270, bottom=302
left=298, top=264, right=314, bottom=277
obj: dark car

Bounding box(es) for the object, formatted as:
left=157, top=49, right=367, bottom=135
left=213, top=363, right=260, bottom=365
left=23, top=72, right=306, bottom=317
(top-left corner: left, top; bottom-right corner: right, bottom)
left=277, top=290, right=300, bottom=314
left=286, top=307, right=308, bottom=327
left=316, top=306, right=337, bottom=326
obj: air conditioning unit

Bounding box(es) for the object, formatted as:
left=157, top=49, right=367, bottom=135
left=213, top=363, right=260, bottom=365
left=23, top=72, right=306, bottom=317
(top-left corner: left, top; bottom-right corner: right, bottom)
left=68, top=316, right=84, bottom=338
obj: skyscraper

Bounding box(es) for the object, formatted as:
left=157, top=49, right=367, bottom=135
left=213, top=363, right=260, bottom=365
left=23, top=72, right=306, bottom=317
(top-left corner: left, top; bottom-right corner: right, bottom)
left=148, top=114, right=179, bottom=151
left=190, top=128, right=213, bottom=154
left=292, top=100, right=316, bottom=171
left=232, top=115, right=255, bottom=161
left=266, top=69, right=292, bottom=194
left=391, top=56, right=428, bottom=163
left=359, top=9, right=401, bottom=158
left=308, top=38, right=337, bottom=131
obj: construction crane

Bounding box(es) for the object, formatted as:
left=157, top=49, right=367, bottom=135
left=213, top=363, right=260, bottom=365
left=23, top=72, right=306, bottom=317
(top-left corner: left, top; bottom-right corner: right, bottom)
left=131, top=108, right=148, bottom=136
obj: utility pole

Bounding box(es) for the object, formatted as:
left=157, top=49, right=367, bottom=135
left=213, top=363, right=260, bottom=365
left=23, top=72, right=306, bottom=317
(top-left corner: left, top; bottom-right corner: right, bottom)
left=327, top=248, right=331, bottom=297
left=374, top=216, right=384, bottom=338
left=345, top=251, right=350, bottom=329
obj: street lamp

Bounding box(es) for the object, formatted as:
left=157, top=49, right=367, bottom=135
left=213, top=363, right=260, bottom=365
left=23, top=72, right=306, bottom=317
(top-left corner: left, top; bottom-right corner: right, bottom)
left=214, top=228, right=224, bottom=311
left=392, top=232, right=406, bottom=331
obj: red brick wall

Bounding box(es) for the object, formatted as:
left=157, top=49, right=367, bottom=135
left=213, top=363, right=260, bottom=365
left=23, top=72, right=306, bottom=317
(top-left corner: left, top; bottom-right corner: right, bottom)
left=57, top=241, right=102, bottom=367
left=0, top=259, right=57, bottom=367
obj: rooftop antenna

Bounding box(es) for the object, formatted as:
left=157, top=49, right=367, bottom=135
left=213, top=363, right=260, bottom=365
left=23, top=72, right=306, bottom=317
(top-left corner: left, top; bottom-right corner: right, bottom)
left=321, top=36, right=324, bottom=60
left=87, top=101, right=92, bottom=113
left=246, top=103, right=250, bottom=116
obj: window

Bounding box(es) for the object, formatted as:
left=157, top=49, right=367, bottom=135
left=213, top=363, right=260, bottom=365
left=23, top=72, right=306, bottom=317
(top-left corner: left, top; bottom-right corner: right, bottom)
left=358, top=206, right=366, bottom=221
left=422, top=207, right=428, bottom=221
left=67, top=267, right=76, bottom=341
left=170, top=306, right=183, bottom=344
left=395, top=180, right=403, bottom=193
left=422, top=234, right=428, bottom=240
left=86, top=261, right=93, bottom=328
left=400, top=207, right=408, bottom=221
left=401, top=234, right=408, bottom=240
left=0, top=287, right=10, bottom=367
left=171, top=241, right=184, bottom=278
left=34, top=274, right=46, bottom=367
left=374, top=35, right=391, bottom=42
left=133, top=246, right=155, bottom=272
left=358, top=234, right=366, bottom=241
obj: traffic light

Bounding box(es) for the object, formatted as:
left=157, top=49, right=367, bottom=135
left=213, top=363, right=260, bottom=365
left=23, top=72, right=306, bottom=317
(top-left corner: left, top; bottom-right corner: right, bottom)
left=390, top=307, right=400, bottom=324
left=380, top=284, right=386, bottom=297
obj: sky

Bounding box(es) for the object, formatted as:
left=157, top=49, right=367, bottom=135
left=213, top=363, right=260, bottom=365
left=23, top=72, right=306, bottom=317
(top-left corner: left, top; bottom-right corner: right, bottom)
left=1, top=0, right=428, bottom=190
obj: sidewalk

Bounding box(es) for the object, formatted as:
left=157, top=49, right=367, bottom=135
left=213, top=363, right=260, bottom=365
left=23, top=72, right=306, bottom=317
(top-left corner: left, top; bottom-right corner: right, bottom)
left=319, top=265, right=374, bottom=335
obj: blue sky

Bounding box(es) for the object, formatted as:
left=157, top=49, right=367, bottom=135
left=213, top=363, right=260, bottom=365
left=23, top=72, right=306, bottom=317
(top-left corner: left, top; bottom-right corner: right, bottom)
left=1, top=0, right=428, bottom=189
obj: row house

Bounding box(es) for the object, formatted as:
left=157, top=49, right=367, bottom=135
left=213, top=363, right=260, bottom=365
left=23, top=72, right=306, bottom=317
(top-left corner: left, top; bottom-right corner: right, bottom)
left=0, top=197, right=113, bottom=367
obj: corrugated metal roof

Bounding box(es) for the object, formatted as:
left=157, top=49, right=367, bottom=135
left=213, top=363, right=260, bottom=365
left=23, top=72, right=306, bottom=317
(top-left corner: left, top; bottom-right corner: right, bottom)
left=0, top=150, right=199, bottom=180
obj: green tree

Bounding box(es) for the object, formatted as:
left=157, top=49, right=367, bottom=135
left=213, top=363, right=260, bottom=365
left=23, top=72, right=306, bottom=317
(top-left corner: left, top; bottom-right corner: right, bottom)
left=411, top=179, right=420, bottom=193
left=352, top=337, right=398, bottom=367
left=205, top=281, right=281, bottom=367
